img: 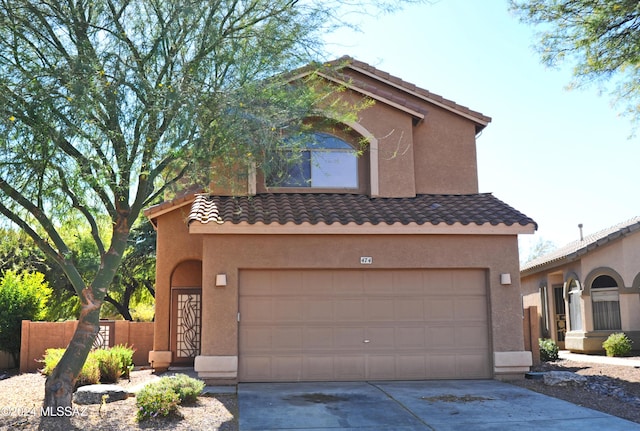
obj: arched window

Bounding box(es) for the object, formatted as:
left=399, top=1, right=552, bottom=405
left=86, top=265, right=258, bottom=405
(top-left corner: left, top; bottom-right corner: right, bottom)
left=567, top=279, right=583, bottom=331
left=268, top=132, right=358, bottom=188
left=591, top=275, right=621, bottom=330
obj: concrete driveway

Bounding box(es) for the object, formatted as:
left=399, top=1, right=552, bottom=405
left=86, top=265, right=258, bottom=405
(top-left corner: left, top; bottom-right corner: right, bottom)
left=238, top=379, right=640, bottom=431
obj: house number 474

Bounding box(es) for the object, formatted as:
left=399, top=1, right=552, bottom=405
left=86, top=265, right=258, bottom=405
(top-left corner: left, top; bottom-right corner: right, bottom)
left=360, top=256, right=373, bottom=265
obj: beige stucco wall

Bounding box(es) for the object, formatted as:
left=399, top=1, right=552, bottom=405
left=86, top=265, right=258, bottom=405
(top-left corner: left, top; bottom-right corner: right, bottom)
left=152, top=208, right=203, bottom=355
left=151, top=228, right=525, bottom=362
left=582, top=233, right=640, bottom=287
left=413, top=108, right=479, bottom=194
left=355, top=99, right=416, bottom=198
left=207, top=71, right=483, bottom=199
left=344, top=68, right=480, bottom=196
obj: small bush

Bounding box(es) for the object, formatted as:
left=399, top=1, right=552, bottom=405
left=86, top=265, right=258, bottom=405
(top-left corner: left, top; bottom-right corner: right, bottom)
left=40, top=348, right=65, bottom=376
left=539, top=338, right=559, bottom=361
left=603, top=332, right=633, bottom=357
left=136, top=374, right=204, bottom=421
left=93, top=349, right=122, bottom=383
left=136, top=382, right=180, bottom=421
left=75, top=353, right=100, bottom=388
left=40, top=348, right=100, bottom=387
left=110, top=344, right=135, bottom=380
left=40, top=346, right=133, bottom=387
left=162, top=374, right=205, bottom=404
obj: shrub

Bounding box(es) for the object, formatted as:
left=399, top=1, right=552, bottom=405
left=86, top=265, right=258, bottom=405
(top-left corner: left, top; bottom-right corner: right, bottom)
left=136, top=382, right=180, bottom=421
left=136, top=374, right=204, bottom=421
left=539, top=338, right=559, bottom=361
left=603, top=332, right=632, bottom=357
left=93, top=345, right=135, bottom=382
left=40, top=348, right=65, bottom=376
left=93, top=348, right=123, bottom=383
left=40, top=348, right=101, bottom=388
left=109, top=344, right=135, bottom=380
left=75, top=353, right=100, bottom=388
left=162, top=374, right=205, bottom=404
left=40, top=346, right=133, bottom=387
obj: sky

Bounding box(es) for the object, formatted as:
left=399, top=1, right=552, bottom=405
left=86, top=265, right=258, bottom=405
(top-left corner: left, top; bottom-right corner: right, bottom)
left=322, top=0, right=640, bottom=261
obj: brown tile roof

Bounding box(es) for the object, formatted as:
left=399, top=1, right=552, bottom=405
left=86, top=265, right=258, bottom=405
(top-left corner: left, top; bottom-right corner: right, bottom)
left=521, top=216, right=640, bottom=275
left=188, top=193, right=537, bottom=228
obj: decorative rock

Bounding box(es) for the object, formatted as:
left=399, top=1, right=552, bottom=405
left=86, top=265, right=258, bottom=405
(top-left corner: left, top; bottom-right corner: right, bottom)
left=543, top=371, right=588, bottom=387
left=73, top=384, right=131, bottom=405
left=525, top=372, right=545, bottom=380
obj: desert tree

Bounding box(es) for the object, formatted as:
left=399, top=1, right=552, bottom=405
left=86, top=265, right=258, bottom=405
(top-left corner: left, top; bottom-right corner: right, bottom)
left=510, top=0, right=640, bottom=122
left=0, top=0, right=417, bottom=410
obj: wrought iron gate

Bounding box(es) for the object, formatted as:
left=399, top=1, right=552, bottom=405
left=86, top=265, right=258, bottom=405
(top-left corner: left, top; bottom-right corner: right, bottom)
left=171, top=288, right=202, bottom=364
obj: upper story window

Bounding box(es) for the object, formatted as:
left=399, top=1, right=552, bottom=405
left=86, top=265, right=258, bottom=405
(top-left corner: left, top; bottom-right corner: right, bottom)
left=268, top=132, right=358, bottom=188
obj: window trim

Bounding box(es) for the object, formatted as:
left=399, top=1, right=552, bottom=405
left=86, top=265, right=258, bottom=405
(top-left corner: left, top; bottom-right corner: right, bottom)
left=587, top=271, right=622, bottom=331
left=583, top=267, right=625, bottom=295
left=266, top=132, right=360, bottom=190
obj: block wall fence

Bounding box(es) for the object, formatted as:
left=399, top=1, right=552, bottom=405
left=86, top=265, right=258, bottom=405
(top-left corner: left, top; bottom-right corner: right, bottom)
left=19, top=320, right=153, bottom=373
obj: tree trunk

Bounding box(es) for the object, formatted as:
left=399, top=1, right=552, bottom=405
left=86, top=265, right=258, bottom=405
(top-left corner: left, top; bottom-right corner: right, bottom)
left=42, top=287, right=102, bottom=411
left=104, top=293, right=133, bottom=321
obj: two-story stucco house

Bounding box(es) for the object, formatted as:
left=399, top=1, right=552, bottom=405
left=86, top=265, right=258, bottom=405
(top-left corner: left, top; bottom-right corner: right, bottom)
left=144, top=57, right=537, bottom=383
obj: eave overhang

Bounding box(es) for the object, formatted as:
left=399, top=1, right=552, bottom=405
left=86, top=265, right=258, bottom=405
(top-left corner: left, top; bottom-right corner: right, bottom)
left=188, top=220, right=535, bottom=235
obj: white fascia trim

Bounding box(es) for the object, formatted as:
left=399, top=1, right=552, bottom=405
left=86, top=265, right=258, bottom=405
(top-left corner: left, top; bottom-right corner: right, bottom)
left=189, top=221, right=536, bottom=235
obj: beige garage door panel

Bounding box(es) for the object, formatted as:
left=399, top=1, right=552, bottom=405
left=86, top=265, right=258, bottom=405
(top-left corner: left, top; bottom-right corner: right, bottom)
left=239, top=269, right=490, bottom=382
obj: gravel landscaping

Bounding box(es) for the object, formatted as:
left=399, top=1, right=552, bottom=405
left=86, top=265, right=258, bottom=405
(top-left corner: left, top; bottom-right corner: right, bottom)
left=510, top=355, right=640, bottom=424
left=1, top=354, right=639, bottom=430
left=0, top=369, right=238, bottom=431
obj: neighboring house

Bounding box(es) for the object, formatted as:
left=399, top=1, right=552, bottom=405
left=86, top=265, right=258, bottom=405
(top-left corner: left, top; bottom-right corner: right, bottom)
left=144, top=57, right=537, bottom=383
left=521, top=217, right=640, bottom=353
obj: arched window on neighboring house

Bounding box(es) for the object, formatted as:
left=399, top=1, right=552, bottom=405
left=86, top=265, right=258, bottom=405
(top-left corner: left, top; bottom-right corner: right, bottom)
left=567, top=279, right=583, bottom=331
left=591, top=275, right=621, bottom=330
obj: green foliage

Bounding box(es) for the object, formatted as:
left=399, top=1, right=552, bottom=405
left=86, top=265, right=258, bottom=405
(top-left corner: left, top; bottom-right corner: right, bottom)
left=40, top=348, right=100, bottom=388
left=136, top=384, right=180, bottom=421
left=539, top=338, right=559, bottom=361
left=0, top=227, right=80, bottom=321
left=39, top=348, right=64, bottom=376
left=109, top=344, right=135, bottom=380
left=41, top=345, right=135, bottom=385
left=101, top=219, right=156, bottom=321
left=75, top=353, right=101, bottom=388
left=0, top=270, right=52, bottom=363
left=136, top=374, right=205, bottom=421
left=162, top=374, right=205, bottom=405
left=602, top=332, right=632, bottom=357
left=510, top=0, right=640, bottom=122
left=92, top=349, right=123, bottom=384
left=130, top=302, right=155, bottom=322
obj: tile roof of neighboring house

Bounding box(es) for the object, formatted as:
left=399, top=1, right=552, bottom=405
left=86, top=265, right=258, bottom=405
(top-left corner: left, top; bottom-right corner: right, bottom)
left=521, top=216, right=640, bottom=275
left=187, top=193, right=537, bottom=228
left=318, top=56, right=492, bottom=131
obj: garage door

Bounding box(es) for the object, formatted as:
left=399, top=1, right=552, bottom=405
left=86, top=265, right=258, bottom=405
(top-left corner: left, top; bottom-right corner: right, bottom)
left=239, top=269, right=490, bottom=381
